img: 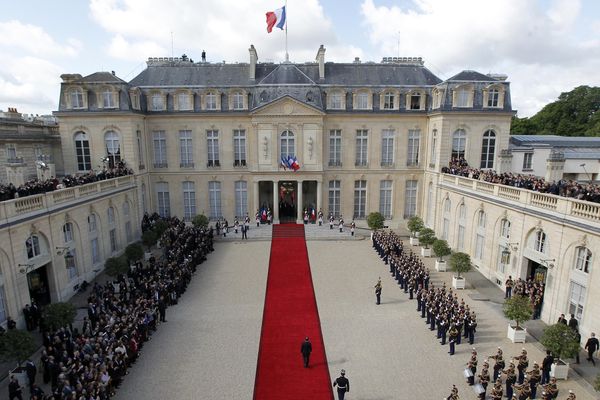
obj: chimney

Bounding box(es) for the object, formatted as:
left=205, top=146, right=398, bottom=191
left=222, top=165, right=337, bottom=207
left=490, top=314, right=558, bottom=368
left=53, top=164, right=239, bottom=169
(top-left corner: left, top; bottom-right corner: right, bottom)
left=249, top=44, right=258, bottom=81
left=316, top=45, right=326, bottom=80
left=111, top=70, right=115, bottom=76
left=202, top=50, right=206, bottom=63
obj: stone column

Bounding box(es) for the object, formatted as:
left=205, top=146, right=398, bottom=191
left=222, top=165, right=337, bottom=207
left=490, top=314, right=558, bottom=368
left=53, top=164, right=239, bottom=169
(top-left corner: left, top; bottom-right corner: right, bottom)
left=253, top=181, right=259, bottom=215
left=297, top=180, right=304, bottom=222
left=316, top=180, right=322, bottom=214
left=545, top=151, right=565, bottom=182
left=272, top=180, right=279, bottom=222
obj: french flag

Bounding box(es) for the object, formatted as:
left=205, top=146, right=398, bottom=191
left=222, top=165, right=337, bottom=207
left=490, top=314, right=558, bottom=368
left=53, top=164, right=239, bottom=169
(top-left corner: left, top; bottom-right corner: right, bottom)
left=266, top=6, right=286, bottom=33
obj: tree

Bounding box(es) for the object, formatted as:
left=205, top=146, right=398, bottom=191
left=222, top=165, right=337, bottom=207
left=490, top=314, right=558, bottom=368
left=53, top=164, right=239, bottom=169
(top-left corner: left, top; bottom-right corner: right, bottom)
left=407, top=216, right=424, bottom=238
left=432, top=239, right=452, bottom=261
left=367, top=212, right=385, bottom=230
left=540, top=323, right=581, bottom=361
left=0, top=329, right=36, bottom=367
left=192, top=214, right=209, bottom=228
left=153, top=219, right=169, bottom=238
left=125, top=242, right=143, bottom=263
left=41, top=302, right=77, bottom=331
left=449, top=252, right=471, bottom=278
left=418, top=228, right=436, bottom=249
left=105, top=255, right=129, bottom=277
left=503, top=295, right=533, bottom=329
left=142, top=230, right=157, bottom=250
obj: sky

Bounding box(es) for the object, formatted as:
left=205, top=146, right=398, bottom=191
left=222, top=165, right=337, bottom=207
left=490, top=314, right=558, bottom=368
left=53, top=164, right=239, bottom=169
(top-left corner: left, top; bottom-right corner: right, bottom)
left=1, top=0, right=600, bottom=117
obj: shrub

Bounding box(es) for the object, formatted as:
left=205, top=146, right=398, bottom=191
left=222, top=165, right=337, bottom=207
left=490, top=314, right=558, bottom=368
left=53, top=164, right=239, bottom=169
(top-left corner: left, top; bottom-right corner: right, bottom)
left=125, top=242, right=144, bottom=262
left=105, top=255, right=129, bottom=277
left=449, top=252, right=471, bottom=278
left=418, top=228, right=436, bottom=248
left=432, top=239, right=451, bottom=261
left=366, top=212, right=385, bottom=230
left=153, top=220, right=169, bottom=238
left=0, top=329, right=36, bottom=366
left=42, top=302, right=77, bottom=331
left=407, top=216, right=424, bottom=238
left=142, top=230, right=157, bottom=250
left=540, top=323, right=581, bottom=360
left=192, top=214, right=209, bottom=228
left=503, top=295, right=533, bottom=329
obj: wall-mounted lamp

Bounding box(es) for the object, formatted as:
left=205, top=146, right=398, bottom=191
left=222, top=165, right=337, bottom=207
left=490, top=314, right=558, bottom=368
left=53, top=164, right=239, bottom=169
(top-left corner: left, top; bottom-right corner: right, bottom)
left=500, top=242, right=519, bottom=264
left=540, top=258, right=556, bottom=269
left=56, top=246, right=74, bottom=262
left=18, top=263, right=35, bottom=274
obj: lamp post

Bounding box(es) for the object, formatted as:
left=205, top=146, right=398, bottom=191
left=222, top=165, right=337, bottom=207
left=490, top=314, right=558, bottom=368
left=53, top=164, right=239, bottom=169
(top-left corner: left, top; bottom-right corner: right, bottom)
left=580, top=163, right=593, bottom=183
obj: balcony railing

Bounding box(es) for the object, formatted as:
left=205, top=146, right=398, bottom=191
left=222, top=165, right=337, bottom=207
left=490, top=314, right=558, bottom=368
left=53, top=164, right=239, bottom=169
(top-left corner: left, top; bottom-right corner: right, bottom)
left=6, top=157, right=25, bottom=165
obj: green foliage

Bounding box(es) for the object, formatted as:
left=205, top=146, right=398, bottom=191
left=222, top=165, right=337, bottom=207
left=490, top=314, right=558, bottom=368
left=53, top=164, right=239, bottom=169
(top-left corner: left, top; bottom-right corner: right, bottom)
left=0, top=329, right=36, bottom=365
left=510, top=86, right=600, bottom=136
left=541, top=323, right=581, bottom=360
left=366, top=212, right=385, bottom=230
left=142, top=230, right=157, bottom=250
left=407, top=216, right=424, bottom=238
left=105, top=255, right=129, bottom=277
left=192, top=214, right=209, bottom=228
left=432, top=239, right=452, bottom=261
left=125, top=242, right=144, bottom=262
left=418, top=228, right=436, bottom=248
left=503, top=295, right=533, bottom=328
left=42, top=302, right=77, bottom=331
left=449, top=252, right=471, bottom=278
left=153, top=220, right=169, bottom=238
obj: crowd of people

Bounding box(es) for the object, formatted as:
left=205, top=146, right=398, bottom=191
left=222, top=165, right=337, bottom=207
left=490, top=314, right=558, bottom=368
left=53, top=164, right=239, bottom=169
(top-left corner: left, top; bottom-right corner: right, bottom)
left=442, top=158, right=600, bottom=204
left=0, top=161, right=133, bottom=202
left=505, top=275, right=546, bottom=320
left=10, top=215, right=213, bottom=400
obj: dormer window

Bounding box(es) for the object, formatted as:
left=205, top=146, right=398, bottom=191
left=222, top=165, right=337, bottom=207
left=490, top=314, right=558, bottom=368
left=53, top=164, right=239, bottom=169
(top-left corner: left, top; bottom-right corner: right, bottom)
left=329, top=91, right=343, bottom=109
left=206, top=92, right=217, bottom=110
left=432, top=88, right=443, bottom=109
left=453, top=85, right=474, bottom=108
left=232, top=92, right=244, bottom=110
left=177, top=92, right=192, bottom=111
left=354, top=90, right=371, bottom=110
left=103, top=89, right=117, bottom=108
left=410, top=92, right=421, bottom=110
left=130, top=91, right=140, bottom=110
left=383, top=91, right=395, bottom=109
left=487, top=89, right=499, bottom=107
left=151, top=92, right=165, bottom=111
left=71, top=88, right=84, bottom=109
left=483, top=85, right=504, bottom=109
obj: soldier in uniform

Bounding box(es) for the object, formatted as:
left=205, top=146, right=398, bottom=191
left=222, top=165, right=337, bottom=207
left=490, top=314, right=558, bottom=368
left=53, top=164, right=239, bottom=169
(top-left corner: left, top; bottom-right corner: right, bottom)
left=374, top=278, right=382, bottom=305
left=338, top=216, right=344, bottom=233
left=490, top=379, right=503, bottom=400
left=478, top=361, right=490, bottom=399
left=526, top=362, right=541, bottom=398
left=329, top=213, right=335, bottom=229
left=332, top=369, right=350, bottom=400
left=446, top=385, right=459, bottom=400
left=542, top=377, right=558, bottom=399
left=489, top=347, right=505, bottom=382
left=513, top=378, right=532, bottom=400
left=318, top=209, right=323, bottom=226
left=514, top=348, right=529, bottom=384
left=503, top=362, right=517, bottom=400
left=448, top=324, right=458, bottom=355
left=466, top=349, right=477, bottom=385
left=566, top=390, right=576, bottom=400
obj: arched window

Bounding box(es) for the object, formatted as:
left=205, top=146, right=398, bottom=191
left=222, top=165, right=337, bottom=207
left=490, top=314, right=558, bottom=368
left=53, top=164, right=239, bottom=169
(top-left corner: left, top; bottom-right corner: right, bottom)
left=534, top=230, right=547, bottom=253
left=451, top=129, right=466, bottom=160
left=480, top=130, right=496, bottom=169
left=74, top=132, right=91, bottom=171
left=108, top=207, right=115, bottom=225
left=501, top=219, right=511, bottom=238
left=26, top=235, right=41, bottom=259
left=63, top=223, right=74, bottom=243
left=280, top=130, right=295, bottom=159
left=574, top=247, right=592, bottom=273
left=88, top=214, right=97, bottom=232
left=105, top=131, right=121, bottom=168
left=457, top=203, right=466, bottom=250
left=474, top=210, right=486, bottom=260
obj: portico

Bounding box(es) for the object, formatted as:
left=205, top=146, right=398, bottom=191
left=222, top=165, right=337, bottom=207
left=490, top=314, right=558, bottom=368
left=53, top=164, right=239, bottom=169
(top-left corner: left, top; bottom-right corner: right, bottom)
left=254, top=178, right=322, bottom=223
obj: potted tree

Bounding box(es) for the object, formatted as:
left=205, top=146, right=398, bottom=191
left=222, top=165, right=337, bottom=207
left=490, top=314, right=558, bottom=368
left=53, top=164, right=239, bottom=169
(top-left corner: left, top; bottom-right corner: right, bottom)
left=541, top=323, right=580, bottom=380
left=433, top=239, right=451, bottom=272
left=418, top=228, right=436, bottom=257
left=449, top=252, right=471, bottom=289
left=192, top=214, right=209, bottom=228
left=367, top=212, right=385, bottom=230
left=42, top=302, right=77, bottom=331
left=105, top=255, right=129, bottom=277
left=125, top=242, right=144, bottom=270
left=142, top=229, right=157, bottom=260
left=503, top=295, right=533, bottom=343
left=0, top=329, right=37, bottom=386
left=407, top=216, right=424, bottom=246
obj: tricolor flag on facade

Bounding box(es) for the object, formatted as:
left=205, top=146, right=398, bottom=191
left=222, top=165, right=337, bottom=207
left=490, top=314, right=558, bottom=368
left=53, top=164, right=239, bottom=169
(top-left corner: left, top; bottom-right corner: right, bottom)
left=266, top=6, right=286, bottom=33
left=280, top=156, right=288, bottom=170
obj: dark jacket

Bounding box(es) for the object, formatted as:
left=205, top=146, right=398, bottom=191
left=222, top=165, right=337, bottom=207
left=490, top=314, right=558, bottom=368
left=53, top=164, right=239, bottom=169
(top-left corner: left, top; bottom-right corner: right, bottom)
left=300, top=340, right=312, bottom=356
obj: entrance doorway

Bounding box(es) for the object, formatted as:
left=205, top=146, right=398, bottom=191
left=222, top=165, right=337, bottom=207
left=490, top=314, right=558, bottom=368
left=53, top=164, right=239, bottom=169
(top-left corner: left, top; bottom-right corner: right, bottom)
left=27, top=265, right=51, bottom=306
left=525, top=259, right=547, bottom=319
left=278, top=181, right=297, bottom=223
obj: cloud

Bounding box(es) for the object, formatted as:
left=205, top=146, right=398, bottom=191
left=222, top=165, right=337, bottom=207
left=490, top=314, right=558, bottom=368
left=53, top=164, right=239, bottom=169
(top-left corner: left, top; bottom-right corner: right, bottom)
left=0, top=20, right=81, bottom=57
left=360, top=0, right=600, bottom=116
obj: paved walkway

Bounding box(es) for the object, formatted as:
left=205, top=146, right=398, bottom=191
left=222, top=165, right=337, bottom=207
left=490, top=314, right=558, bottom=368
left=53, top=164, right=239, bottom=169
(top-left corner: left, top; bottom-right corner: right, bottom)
left=215, top=222, right=366, bottom=242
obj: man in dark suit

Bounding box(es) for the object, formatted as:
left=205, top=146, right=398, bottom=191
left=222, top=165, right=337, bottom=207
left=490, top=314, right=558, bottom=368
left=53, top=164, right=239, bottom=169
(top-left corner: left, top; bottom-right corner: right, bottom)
left=25, top=359, right=37, bottom=392
left=568, top=314, right=578, bottom=331
left=585, top=333, right=599, bottom=365
left=300, top=337, right=312, bottom=368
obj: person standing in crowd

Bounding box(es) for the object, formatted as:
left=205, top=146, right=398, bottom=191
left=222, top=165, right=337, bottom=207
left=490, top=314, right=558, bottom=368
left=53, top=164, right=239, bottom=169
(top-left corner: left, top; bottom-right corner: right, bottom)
left=350, top=220, right=356, bottom=236
left=585, top=332, right=599, bottom=365
left=505, top=276, right=513, bottom=299
left=8, top=375, right=22, bottom=400
left=300, top=337, right=312, bottom=368
left=557, top=314, right=567, bottom=324
left=466, top=349, right=477, bottom=386
left=329, top=213, right=334, bottom=229
left=25, top=358, right=36, bottom=393
left=541, top=350, right=553, bottom=385
left=568, top=314, right=578, bottom=331
left=374, top=278, right=382, bottom=305
left=333, top=370, right=349, bottom=400
left=515, top=348, right=529, bottom=384
left=448, top=324, right=458, bottom=356
left=503, top=362, right=517, bottom=400
left=242, top=224, right=248, bottom=240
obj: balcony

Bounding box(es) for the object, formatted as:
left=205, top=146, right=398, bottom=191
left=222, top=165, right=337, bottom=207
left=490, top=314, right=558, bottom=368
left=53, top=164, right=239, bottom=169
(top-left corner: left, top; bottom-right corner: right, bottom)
left=233, top=160, right=247, bottom=168
left=6, top=157, right=25, bottom=165
left=207, top=160, right=220, bottom=168
left=328, top=160, right=342, bottom=167
left=380, top=161, right=395, bottom=168
left=153, top=162, right=168, bottom=169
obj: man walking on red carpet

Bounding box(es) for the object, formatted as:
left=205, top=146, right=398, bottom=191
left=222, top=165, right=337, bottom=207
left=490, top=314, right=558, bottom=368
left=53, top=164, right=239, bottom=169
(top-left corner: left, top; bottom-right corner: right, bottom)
left=333, top=369, right=350, bottom=400
left=301, top=337, right=312, bottom=368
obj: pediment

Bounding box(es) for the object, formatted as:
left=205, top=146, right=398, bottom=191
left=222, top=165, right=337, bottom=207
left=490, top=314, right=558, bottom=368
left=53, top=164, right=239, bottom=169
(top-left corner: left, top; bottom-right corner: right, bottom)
left=251, top=96, right=324, bottom=116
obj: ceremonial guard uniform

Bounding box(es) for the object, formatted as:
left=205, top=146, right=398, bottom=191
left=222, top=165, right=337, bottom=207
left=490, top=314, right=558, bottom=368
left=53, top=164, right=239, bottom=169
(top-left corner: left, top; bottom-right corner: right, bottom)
left=488, top=348, right=505, bottom=382
left=526, top=362, right=541, bottom=398
left=338, top=217, right=344, bottom=233
left=515, top=349, right=529, bottom=384
left=333, top=370, right=349, bottom=400
left=446, top=385, right=459, bottom=400
left=448, top=325, right=458, bottom=355
left=329, top=214, right=334, bottom=229
left=318, top=209, right=323, bottom=226
left=374, top=279, right=382, bottom=305
left=503, top=362, right=517, bottom=400
left=490, top=379, right=503, bottom=400
left=477, top=361, right=490, bottom=399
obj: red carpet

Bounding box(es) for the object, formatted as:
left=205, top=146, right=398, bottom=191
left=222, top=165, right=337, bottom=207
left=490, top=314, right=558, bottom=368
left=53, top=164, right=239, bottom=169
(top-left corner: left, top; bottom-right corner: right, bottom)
left=253, top=224, right=333, bottom=400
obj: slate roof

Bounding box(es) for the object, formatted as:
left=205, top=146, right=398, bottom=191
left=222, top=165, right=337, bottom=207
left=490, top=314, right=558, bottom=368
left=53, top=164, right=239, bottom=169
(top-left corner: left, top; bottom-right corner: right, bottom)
left=80, top=72, right=127, bottom=84
left=510, top=135, right=600, bottom=148
left=446, top=70, right=497, bottom=82
left=258, top=64, right=315, bottom=85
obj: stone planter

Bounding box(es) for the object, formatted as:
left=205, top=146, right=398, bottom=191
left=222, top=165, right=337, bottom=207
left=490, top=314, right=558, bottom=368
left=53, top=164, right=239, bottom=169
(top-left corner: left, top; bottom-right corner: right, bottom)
left=452, top=275, right=465, bottom=289
left=10, top=366, right=28, bottom=387
left=421, top=247, right=432, bottom=257
left=410, top=237, right=419, bottom=246
left=507, top=324, right=527, bottom=343
left=550, top=361, right=569, bottom=380
left=435, top=260, right=447, bottom=272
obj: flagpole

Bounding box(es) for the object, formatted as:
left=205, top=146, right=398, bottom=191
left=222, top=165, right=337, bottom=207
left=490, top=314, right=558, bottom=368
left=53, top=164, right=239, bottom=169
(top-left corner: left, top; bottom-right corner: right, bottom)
left=285, top=0, right=289, bottom=62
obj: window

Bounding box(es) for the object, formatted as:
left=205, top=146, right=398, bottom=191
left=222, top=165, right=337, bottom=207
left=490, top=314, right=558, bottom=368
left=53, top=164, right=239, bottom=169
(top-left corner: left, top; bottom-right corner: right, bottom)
left=103, top=89, right=116, bottom=108
left=355, top=130, right=368, bottom=166
left=136, top=130, right=144, bottom=167
left=407, top=130, right=420, bottom=166
left=356, top=92, right=369, bottom=109
left=105, top=131, right=121, bottom=168
left=426, top=183, right=433, bottom=226
left=457, top=226, right=465, bottom=251
left=575, top=247, right=592, bottom=273
left=534, top=230, right=546, bottom=253
left=109, top=229, right=117, bottom=253
left=354, top=180, right=367, bottom=218
left=233, top=130, right=246, bottom=166
left=432, top=89, right=442, bottom=109
left=74, top=132, right=91, bottom=171
left=130, top=91, right=140, bottom=109
left=141, top=183, right=147, bottom=214
left=475, top=234, right=485, bottom=260
left=66, top=249, right=78, bottom=280
left=71, top=88, right=84, bottom=108
left=404, top=180, right=417, bottom=218
left=455, top=87, right=470, bottom=107
left=280, top=130, right=295, bottom=159
left=459, top=203, right=466, bottom=219
left=125, top=221, right=132, bottom=243
left=477, top=210, right=486, bottom=229
left=209, top=181, right=222, bottom=219
left=498, top=245, right=508, bottom=274
left=5, top=144, right=16, bottom=160
left=487, top=89, right=499, bottom=107
left=91, top=238, right=100, bottom=265
left=178, top=92, right=192, bottom=111
left=123, top=202, right=130, bottom=218
left=88, top=214, right=97, bottom=232
left=568, top=282, right=586, bottom=321
left=501, top=219, right=511, bottom=238
left=381, top=129, right=394, bottom=166
left=232, top=92, right=244, bottom=110
left=329, top=130, right=342, bottom=166
left=523, top=153, right=533, bottom=170
left=451, top=129, right=466, bottom=160
left=63, top=223, right=74, bottom=243
left=480, top=130, right=496, bottom=169
left=383, top=91, right=395, bottom=109
left=182, top=181, right=196, bottom=221
left=235, top=181, right=248, bottom=218
left=179, top=130, right=194, bottom=167
left=328, top=180, right=341, bottom=218
left=107, top=207, right=115, bottom=225
left=442, top=198, right=451, bottom=240
left=329, top=92, right=343, bottom=109
left=151, top=93, right=164, bottom=111
left=430, top=130, right=437, bottom=167
left=379, top=180, right=392, bottom=219
left=205, top=92, right=217, bottom=110
left=26, top=235, right=41, bottom=259
left=207, top=130, right=220, bottom=167
left=156, top=182, right=171, bottom=218
left=153, top=130, right=168, bottom=168
left=410, top=92, right=421, bottom=110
